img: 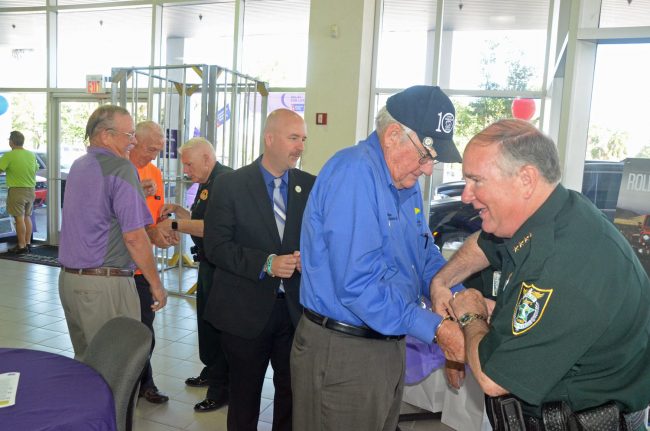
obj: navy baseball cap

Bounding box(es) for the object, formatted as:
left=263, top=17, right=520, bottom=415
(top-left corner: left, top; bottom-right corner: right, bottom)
left=386, top=85, right=461, bottom=163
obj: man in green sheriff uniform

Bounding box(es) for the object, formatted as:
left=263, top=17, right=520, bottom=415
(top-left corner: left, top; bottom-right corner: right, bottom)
left=431, top=119, right=650, bottom=430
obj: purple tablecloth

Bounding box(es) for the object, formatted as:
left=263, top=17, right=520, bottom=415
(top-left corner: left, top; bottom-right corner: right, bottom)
left=405, top=335, right=446, bottom=385
left=0, top=348, right=116, bottom=431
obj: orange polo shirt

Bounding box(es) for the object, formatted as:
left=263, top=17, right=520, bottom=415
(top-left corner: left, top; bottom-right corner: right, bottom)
left=136, top=162, right=164, bottom=275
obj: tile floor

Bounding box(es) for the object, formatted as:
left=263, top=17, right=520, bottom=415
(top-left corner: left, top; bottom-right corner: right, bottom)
left=0, top=257, right=452, bottom=431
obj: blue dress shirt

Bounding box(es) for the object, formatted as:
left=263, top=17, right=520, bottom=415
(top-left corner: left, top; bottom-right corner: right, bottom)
left=300, top=132, right=462, bottom=343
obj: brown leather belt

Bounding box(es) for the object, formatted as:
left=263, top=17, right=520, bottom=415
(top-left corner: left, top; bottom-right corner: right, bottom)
left=63, top=267, right=134, bottom=277
left=304, top=308, right=404, bottom=340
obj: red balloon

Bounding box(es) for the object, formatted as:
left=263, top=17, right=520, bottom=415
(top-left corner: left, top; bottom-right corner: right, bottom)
left=511, top=98, right=536, bottom=120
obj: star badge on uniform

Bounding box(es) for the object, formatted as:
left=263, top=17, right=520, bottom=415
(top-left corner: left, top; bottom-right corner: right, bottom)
left=512, top=282, right=553, bottom=335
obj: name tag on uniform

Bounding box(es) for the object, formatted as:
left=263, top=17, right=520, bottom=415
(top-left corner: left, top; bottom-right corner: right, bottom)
left=492, top=271, right=501, bottom=297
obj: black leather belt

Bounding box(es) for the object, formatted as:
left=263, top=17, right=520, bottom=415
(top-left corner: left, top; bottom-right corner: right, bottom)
left=304, top=308, right=404, bottom=340
left=64, top=267, right=134, bottom=277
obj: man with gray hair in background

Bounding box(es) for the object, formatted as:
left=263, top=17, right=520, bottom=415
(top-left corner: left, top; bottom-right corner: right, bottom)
left=293, top=86, right=463, bottom=431
left=59, top=105, right=167, bottom=361
left=129, top=120, right=177, bottom=404
left=157, top=137, right=232, bottom=412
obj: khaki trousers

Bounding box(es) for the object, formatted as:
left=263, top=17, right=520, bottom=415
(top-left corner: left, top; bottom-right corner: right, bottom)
left=58, top=271, right=140, bottom=361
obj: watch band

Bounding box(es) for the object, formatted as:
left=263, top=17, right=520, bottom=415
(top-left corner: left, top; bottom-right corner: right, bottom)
left=171, top=221, right=178, bottom=231
left=458, top=312, right=488, bottom=329
left=433, top=315, right=455, bottom=344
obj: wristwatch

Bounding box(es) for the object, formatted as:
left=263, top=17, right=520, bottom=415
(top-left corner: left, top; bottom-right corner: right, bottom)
left=458, top=312, right=488, bottom=329
left=171, top=221, right=178, bottom=231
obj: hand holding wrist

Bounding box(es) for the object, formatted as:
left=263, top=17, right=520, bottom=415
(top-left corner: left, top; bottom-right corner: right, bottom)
left=434, top=315, right=455, bottom=344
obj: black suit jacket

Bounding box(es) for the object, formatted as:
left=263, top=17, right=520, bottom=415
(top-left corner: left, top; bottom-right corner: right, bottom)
left=202, top=158, right=316, bottom=339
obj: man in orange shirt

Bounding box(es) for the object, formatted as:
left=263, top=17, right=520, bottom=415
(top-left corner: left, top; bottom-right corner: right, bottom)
left=130, top=120, right=177, bottom=404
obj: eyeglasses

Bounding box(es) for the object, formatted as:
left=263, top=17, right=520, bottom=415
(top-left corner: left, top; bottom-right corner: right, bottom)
left=107, top=128, right=136, bottom=140
left=405, top=132, right=438, bottom=165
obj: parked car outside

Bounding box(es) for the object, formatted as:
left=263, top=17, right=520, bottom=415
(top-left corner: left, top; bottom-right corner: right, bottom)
left=36, top=152, right=70, bottom=205
left=632, top=214, right=650, bottom=256
left=33, top=174, right=47, bottom=206
left=429, top=160, right=624, bottom=253
left=0, top=174, right=43, bottom=239
left=0, top=151, right=48, bottom=208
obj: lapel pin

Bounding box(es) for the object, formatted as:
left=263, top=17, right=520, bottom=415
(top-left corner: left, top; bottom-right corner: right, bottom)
left=295, top=185, right=302, bottom=193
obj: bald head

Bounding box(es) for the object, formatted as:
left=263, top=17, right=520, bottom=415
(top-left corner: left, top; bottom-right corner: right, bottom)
left=179, top=137, right=217, bottom=184
left=131, top=121, right=165, bottom=168
left=261, top=109, right=306, bottom=177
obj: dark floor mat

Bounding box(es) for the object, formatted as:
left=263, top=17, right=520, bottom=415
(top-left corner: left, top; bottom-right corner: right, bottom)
left=0, top=245, right=60, bottom=267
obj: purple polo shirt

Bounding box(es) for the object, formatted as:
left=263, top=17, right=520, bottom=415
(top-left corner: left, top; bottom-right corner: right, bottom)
left=59, top=147, right=152, bottom=269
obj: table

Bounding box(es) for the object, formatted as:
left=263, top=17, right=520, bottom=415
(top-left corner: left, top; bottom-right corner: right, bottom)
left=0, top=348, right=117, bottom=431
left=402, top=336, right=491, bottom=431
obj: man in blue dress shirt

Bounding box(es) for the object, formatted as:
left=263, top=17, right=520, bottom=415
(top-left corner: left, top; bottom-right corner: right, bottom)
left=292, top=86, right=465, bottom=430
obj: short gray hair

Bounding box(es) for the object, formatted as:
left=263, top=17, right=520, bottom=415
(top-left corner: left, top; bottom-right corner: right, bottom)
left=179, top=137, right=213, bottom=154
left=135, top=121, right=164, bottom=138
left=470, top=119, right=561, bottom=184
left=375, top=106, right=412, bottom=137
left=85, top=105, right=130, bottom=142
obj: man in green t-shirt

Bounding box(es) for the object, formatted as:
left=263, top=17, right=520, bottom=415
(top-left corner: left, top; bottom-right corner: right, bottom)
left=0, top=131, right=38, bottom=254
left=431, top=119, right=650, bottom=430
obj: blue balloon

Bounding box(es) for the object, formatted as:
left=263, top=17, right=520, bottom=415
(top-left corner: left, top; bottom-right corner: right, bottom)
left=0, top=95, right=8, bottom=116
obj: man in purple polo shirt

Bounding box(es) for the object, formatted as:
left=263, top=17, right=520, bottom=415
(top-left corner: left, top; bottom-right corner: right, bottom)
left=58, top=105, right=168, bottom=361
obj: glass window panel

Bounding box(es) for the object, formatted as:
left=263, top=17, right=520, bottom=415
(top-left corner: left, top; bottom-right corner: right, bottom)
left=448, top=30, right=546, bottom=91
left=0, top=92, right=47, bottom=152
left=600, top=0, right=650, bottom=28
left=242, top=0, right=310, bottom=87
left=0, top=92, right=47, bottom=240
left=58, top=7, right=152, bottom=88
left=588, top=44, right=650, bottom=161
left=0, top=12, right=46, bottom=87
left=56, top=0, right=130, bottom=5
left=162, top=2, right=235, bottom=69
left=444, top=0, right=548, bottom=91
left=0, top=0, right=45, bottom=6
left=376, top=0, right=435, bottom=88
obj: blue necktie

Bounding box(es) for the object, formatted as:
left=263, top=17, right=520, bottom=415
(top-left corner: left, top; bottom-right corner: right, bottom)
left=273, top=178, right=286, bottom=293
left=273, top=178, right=286, bottom=240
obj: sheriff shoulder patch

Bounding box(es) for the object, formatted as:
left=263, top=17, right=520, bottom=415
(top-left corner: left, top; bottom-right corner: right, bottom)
left=512, top=282, right=553, bottom=335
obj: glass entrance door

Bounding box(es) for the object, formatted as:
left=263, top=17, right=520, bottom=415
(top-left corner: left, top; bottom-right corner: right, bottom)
left=46, top=96, right=105, bottom=244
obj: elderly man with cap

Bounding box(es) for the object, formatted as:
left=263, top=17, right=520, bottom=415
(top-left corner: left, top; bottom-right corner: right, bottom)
left=291, top=86, right=465, bottom=431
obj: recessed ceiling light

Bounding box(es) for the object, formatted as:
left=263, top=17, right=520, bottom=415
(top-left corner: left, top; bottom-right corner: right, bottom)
left=489, top=15, right=515, bottom=24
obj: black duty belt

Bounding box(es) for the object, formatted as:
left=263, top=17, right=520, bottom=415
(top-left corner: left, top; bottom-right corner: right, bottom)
left=487, top=395, right=646, bottom=431
left=64, top=267, right=134, bottom=277
left=304, top=308, right=404, bottom=341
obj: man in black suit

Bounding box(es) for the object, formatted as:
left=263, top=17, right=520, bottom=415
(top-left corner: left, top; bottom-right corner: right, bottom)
left=203, top=109, right=315, bottom=431
left=157, top=137, right=232, bottom=412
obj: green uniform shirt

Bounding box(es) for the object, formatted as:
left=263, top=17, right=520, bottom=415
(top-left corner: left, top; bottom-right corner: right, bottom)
left=0, top=148, right=37, bottom=188
left=477, top=184, right=650, bottom=418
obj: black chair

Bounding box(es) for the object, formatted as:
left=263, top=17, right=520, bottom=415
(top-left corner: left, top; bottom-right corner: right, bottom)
left=83, top=316, right=152, bottom=431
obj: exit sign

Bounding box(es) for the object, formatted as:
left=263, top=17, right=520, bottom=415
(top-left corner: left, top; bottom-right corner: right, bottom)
left=86, top=75, right=104, bottom=94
